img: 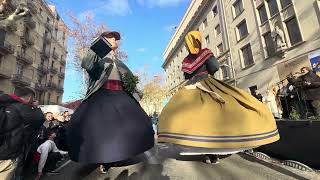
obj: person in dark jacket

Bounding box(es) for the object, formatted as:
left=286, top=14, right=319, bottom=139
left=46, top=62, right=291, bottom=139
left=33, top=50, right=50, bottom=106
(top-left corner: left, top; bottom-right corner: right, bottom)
left=67, top=31, right=154, bottom=174
left=298, top=67, right=320, bottom=117
left=0, top=87, right=45, bottom=180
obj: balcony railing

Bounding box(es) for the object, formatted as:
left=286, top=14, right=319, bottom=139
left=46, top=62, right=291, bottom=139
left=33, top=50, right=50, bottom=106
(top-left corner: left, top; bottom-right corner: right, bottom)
left=58, top=72, right=65, bottom=78
left=35, top=83, right=46, bottom=91
left=27, top=2, right=37, bottom=14
left=37, top=64, right=48, bottom=74
left=41, top=50, right=50, bottom=59
left=0, top=66, right=11, bottom=79
left=52, top=52, right=59, bottom=60
left=49, top=67, right=58, bottom=74
left=21, top=34, right=35, bottom=46
left=11, top=74, right=31, bottom=86
left=7, top=23, right=17, bottom=32
left=56, top=86, right=64, bottom=93
left=17, top=52, right=33, bottom=64
left=0, top=41, right=14, bottom=55
left=24, top=17, right=36, bottom=29
left=46, top=81, right=57, bottom=89
left=60, top=59, right=66, bottom=65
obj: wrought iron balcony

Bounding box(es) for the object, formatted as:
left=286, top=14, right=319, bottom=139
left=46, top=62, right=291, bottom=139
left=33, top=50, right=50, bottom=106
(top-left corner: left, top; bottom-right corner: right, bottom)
left=58, top=72, right=65, bottom=78
left=21, top=34, right=35, bottom=46
left=49, top=67, right=58, bottom=74
left=11, top=74, right=31, bottom=86
left=17, top=52, right=33, bottom=64
left=35, top=83, right=46, bottom=91
left=37, top=64, right=48, bottom=74
left=52, top=52, right=59, bottom=60
left=56, top=86, right=64, bottom=93
left=41, top=50, right=50, bottom=59
left=46, top=81, right=57, bottom=89
left=27, top=2, right=37, bottom=14
left=7, top=23, right=17, bottom=32
left=60, top=59, right=66, bottom=65
left=0, top=41, right=14, bottom=55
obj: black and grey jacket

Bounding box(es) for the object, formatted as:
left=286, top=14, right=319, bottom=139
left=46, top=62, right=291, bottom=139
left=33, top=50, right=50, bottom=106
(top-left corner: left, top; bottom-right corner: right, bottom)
left=81, top=50, right=141, bottom=101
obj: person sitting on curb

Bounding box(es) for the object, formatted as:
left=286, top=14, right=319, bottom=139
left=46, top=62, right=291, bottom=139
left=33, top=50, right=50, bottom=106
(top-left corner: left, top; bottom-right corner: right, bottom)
left=34, top=131, right=68, bottom=180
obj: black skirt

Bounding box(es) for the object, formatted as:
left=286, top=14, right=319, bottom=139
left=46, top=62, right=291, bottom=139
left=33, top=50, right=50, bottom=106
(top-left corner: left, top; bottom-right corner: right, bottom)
left=66, top=89, right=154, bottom=163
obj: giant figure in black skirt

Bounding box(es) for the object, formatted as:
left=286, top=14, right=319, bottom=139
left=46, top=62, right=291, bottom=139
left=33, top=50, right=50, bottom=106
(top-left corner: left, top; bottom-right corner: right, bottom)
left=67, top=31, right=155, bottom=173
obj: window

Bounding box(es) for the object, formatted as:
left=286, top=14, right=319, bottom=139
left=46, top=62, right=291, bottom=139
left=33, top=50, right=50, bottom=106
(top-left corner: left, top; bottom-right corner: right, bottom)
left=203, top=18, right=208, bottom=29
left=16, top=64, right=23, bottom=75
left=263, top=32, right=276, bottom=57
left=258, top=4, right=268, bottom=24
left=285, top=17, right=302, bottom=45
left=48, top=93, right=51, bottom=104
left=39, top=8, right=42, bottom=15
left=241, top=44, right=254, bottom=67
left=280, top=0, right=292, bottom=9
left=237, top=20, right=248, bottom=40
left=205, top=35, right=210, bottom=46
left=0, top=55, right=3, bottom=68
left=49, top=75, right=53, bottom=82
left=58, top=79, right=61, bottom=87
left=268, top=0, right=279, bottom=17
left=212, top=6, right=218, bottom=17
left=221, top=66, right=230, bottom=79
left=215, top=24, right=221, bottom=36
left=51, top=61, right=54, bottom=68
left=233, top=0, right=244, bottom=17
left=217, top=43, right=223, bottom=55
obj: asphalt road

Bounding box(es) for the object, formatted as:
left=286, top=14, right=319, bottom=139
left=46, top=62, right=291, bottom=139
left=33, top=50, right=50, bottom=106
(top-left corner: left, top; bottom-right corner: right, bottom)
left=26, top=153, right=320, bottom=180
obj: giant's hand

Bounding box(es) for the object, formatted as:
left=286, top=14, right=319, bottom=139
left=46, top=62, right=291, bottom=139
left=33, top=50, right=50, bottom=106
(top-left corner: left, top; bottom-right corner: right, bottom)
left=7, top=6, right=29, bottom=21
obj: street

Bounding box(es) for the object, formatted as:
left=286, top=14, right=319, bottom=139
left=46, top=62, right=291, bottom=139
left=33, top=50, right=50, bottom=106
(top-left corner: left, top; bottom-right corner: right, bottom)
left=26, top=152, right=320, bottom=180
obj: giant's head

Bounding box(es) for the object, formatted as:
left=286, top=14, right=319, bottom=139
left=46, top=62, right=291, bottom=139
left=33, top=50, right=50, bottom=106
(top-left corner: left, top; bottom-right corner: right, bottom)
left=184, top=31, right=202, bottom=55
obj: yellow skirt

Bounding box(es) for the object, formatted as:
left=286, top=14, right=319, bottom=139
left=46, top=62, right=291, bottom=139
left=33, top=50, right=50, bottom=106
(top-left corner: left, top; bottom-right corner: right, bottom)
left=158, top=77, right=280, bottom=149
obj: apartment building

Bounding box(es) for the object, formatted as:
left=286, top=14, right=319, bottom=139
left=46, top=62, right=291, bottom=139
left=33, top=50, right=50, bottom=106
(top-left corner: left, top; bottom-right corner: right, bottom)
left=163, top=0, right=320, bottom=97
left=0, top=0, right=68, bottom=105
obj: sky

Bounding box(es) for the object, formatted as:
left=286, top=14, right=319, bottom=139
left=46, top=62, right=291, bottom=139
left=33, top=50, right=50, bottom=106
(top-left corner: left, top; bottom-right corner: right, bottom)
left=46, top=0, right=191, bottom=102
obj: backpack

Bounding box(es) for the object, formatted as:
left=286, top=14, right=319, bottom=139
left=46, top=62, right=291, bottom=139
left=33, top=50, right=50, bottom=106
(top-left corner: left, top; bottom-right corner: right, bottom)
left=0, top=94, right=25, bottom=159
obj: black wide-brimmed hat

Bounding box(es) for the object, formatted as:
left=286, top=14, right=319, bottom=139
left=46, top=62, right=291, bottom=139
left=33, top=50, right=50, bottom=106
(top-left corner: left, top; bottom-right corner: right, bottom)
left=101, top=31, right=121, bottom=40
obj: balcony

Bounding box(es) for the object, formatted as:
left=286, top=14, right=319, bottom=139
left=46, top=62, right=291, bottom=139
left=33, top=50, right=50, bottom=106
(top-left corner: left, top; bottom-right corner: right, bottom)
left=24, top=17, right=36, bottom=29
left=11, top=74, right=31, bottom=86
left=17, top=53, right=33, bottom=65
left=56, top=86, right=64, bottom=93
left=27, top=2, right=37, bottom=14
left=0, top=66, right=11, bottom=79
left=58, top=72, right=65, bottom=78
left=21, top=35, right=35, bottom=46
left=46, top=81, right=57, bottom=89
left=52, top=52, right=59, bottom=60
left=0, top=41, right=14, bottom=55
left=35, top=83, right=46, bottom=91
left=41, top=50, right=50, bottom=59
left=45, top=22, right=53, bottom=31
left=60, top=59, right=66, bottom=65
left=37, top=64, right=48, bottom=74
left=49, top=67, right=58, bottom=74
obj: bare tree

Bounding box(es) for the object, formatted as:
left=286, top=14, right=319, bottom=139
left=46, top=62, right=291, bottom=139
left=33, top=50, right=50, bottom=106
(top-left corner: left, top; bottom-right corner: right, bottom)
left=66, top=11, right=128, bottom=97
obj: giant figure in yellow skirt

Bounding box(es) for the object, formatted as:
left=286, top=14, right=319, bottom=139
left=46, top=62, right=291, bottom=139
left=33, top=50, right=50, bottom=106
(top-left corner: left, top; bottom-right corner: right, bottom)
left=158, top=31, right=279, bottom=161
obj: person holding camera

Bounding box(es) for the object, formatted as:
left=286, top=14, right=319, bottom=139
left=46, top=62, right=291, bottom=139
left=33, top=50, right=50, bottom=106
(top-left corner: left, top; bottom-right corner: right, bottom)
left=66, top=31, right=154, bottom=174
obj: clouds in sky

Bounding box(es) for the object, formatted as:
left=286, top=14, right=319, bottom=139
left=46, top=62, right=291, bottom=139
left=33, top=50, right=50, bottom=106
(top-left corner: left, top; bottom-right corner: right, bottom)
left=97, top=0, right=132, bottom=16
left=83, top=0, right=188, bottom=17
left=136, top=48, right=147, bottom=52
left=137, top=0, right=188, bottom=8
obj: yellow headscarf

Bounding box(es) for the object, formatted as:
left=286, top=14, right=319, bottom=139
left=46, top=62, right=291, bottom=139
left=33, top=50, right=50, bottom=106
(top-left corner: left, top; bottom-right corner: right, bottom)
left=185, top=31, right=202, bottom=54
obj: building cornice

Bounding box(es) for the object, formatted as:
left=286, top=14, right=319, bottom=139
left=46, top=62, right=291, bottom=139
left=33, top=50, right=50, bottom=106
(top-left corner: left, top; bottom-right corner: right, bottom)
left=162, top=0, right=211, bottom=68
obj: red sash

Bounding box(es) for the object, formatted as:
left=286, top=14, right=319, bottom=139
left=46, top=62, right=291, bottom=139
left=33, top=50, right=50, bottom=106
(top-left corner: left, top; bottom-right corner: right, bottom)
left=182, top=48, right=214, bottom=74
